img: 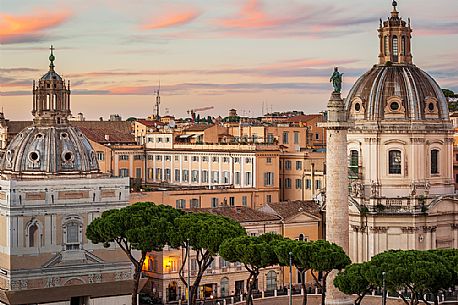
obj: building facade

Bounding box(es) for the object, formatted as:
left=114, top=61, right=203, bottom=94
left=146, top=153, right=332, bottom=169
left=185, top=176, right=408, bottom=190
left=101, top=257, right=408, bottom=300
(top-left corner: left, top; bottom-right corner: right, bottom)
left=0, top=50, right=132, bottom=305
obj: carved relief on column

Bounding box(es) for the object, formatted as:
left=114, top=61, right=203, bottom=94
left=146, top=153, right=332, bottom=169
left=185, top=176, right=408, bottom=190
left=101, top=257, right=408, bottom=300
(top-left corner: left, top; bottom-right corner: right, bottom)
left=401, top=226, right=419, bottom=234
left=370, top=226, right=388, bottom=233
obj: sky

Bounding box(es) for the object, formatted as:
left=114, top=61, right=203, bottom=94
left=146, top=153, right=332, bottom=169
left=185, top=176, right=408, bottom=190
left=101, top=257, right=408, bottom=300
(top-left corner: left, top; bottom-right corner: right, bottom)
left=1, top=0, right=457, bottom=120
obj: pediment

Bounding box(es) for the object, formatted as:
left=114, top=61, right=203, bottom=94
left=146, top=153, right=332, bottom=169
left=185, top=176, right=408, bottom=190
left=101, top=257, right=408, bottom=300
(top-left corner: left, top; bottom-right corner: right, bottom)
left=42, top=250, right=104, bottom=268
left=284, top=212, right=320, bottom=223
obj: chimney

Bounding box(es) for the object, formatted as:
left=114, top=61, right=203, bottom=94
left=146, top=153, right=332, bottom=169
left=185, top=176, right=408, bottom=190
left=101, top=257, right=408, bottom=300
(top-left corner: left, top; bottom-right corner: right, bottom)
left=104, top=134, right=110, bottom=141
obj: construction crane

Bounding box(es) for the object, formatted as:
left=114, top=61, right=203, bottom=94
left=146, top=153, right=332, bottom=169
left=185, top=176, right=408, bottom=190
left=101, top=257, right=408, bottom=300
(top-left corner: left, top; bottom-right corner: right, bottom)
left=187, top=106, right=214, bottom=122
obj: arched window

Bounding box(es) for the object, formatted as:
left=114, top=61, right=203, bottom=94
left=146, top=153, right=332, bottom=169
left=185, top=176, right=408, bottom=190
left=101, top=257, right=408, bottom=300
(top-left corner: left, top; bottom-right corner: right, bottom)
left=392, top=36, right=399, bottom=62
left=431, top=149, right=439, bottom=174
left=298, top=233, right=307, bottom=241
left=221, top=277, right=229, bottom=297
left=349, top=150, right=359, bottom=178
left=384, top=36, right=389, bottom=55
left=401, top=36, right=406, bottom=56
left=28, top=223, right=38, bottom=247
left=388, top=150, right=402, bottom=174
left=46, top=94, right=50, bottom=110
left=266, top=271, right=277, bottom=291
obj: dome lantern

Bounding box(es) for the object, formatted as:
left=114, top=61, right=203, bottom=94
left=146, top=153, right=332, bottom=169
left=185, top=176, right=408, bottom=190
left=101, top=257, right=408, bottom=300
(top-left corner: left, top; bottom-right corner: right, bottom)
left=378, top=1, right=413, bottom=65
left=33, top=45, right=71, bottom=127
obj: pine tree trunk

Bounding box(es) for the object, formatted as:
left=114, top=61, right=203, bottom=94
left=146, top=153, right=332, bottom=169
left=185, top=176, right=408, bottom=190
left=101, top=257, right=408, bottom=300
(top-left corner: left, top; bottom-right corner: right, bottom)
left=132, top=266, right=141, bottom=305
left=300, top=271, right=307, bottom=305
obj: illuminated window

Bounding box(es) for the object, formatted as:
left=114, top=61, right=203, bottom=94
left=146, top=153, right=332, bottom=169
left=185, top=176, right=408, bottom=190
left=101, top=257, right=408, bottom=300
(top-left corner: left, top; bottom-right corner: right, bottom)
left=392, top=36, right=399, bottom=62
left=384, top=36, right=389, bottom=55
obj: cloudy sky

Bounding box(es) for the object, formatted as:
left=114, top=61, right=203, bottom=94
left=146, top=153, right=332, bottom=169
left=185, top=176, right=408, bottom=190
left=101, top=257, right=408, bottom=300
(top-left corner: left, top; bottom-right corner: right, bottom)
left=1, top=0, right=457, bottom=120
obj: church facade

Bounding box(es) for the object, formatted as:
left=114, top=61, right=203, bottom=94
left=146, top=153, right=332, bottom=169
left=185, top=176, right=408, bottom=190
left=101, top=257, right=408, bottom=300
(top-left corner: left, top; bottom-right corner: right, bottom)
left=0, top=49, right=132, bottom=305
left=345, top=2, right=458, bottom=263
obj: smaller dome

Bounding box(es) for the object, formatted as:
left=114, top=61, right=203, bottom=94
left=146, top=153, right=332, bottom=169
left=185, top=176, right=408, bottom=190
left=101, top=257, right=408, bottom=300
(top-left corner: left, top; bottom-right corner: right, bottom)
left=40, top=70, right=62, bottom=81
left=1, top=126, right=100, bottom=177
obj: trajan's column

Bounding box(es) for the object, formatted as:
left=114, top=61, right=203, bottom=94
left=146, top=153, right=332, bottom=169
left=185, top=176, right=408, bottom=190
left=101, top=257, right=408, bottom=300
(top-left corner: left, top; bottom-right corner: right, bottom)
left=319, top=68, right=353, bottom=305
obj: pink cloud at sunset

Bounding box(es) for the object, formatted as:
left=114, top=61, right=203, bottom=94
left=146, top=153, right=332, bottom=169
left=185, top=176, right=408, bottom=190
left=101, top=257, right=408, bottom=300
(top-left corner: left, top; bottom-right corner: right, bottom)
left=219, top=0, right=293, bottom=29
left=0, top=10, right=72, bottom=44
left=141, top=9, right=200, bottom=30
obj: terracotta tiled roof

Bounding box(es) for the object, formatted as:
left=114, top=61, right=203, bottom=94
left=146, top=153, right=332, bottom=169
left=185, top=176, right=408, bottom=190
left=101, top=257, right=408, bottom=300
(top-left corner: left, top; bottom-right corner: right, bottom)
left=184, top=124, right=213, bottom=132
left=77, top=126, right=135, bottom=144
left=71, top=121, right=133, bottom=134
left=137, top=119, right=165, bottom=127
left=187, top=206, right=282, bottom=223
left=261, top=200, right=321, bottom=220
left=282, top=114, right=322, bottom=123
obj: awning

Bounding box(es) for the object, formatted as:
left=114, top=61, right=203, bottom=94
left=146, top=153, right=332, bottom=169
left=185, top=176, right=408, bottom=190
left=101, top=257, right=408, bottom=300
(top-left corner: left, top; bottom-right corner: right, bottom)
left=179, top=134, right=193, bottom=139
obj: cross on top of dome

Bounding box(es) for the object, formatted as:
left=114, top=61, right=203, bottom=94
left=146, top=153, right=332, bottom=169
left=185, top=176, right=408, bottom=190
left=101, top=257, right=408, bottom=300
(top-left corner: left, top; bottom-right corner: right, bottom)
left=49, top=45, right=56, bottom=70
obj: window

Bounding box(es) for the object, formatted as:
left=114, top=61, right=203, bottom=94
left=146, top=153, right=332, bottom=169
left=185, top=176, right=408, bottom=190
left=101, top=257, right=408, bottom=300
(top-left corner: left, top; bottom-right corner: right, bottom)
left=235, top=172, right=241, bottom=185
left=192, top=156, right=199, bottom=162
left=155, top=155, right=162, bottom=161
left=296, top=161, right=302, bottom=170
left=223, top=171, right=230, bottom=184
left=119, top=155, right=129, bottom=161
left=221, top=277, right=229, bottom=297
left=212, top=171, right=219, bottom=183
left=282, top=132, right=289, bottom=144
left=212, top=157, right=219, bottom=162
left=245, top=158, right=252, bottom=164
left=175, top=156, right=179, bottom=161
left=285, top=161, right=291, bottom=170
left=211, top=197, right=219, bottom=208
left=96, top=151, right=104, bottom=161
left=267, top=133, right=274, bottom=144
left=285, top=178, right=291, bottom=189
left=388, top=150, right=402, bottom=174
left=176, top=199, right=186, bottom=209
left=174, top=169, right=180, bottom=182
left=295, top=179, right=302, bottom=189
left=242, top=196, right=247, bottom=206
left=264, top=172, right=274, bottom=186
left=165, top=137, right=171, bottom=143
left=349, top=150, right=359, bottom=178
left=234, top=157, right=240, bottom=163
left=245, top=172, right=252, bottom=186
left=294, top=131, right=299, bottom=144
left=266, top=194, right=272, bottom=203
left=182, top=170, right=189, bottom=182
left=384, top=35, right=389, bottom=55
left=392, top=36, right=399, bottom=62
left=266, top=157, right=272, bottom=164
left=229, top=197, right=235, bottom=206
left=134, top=155, right=143, bottom=160
left=305, top=179, right=311, bottom=189
left=157, top=137, right=162, bottom=143
left=202, top=156, right=209, bottom=162
left=266, top=271, right=277, bottom=292
left=316, top=180, right=321, bottom=190
left=401, top=36, right=406, bottom=56
left=202, top=170, right=208, bottom=183
left=135, top=168, right=142, bottom=178
left=191, top=170, right=199, bottom=183
left=28, top=223, right=39, bottom=247
left=315, top=133, right=319, bottom=140
left=223, top=157, right=229, bottom=163
left=119, top=168, right=128, bottom=177
left=431, top=149, right=439, bottom=174
left=184, top=156, right=188, bottom=162
left=148, top=168, right=153, bottom=179
left=165, top=168, right=171, bottom=181
left=164, top=155, right=171, bottom=161
left=155, top=168, right=162, bottom=180
left=190, top=199, right=200, bottom=208
left=64, top=220, right=81, bottom=251
left=147, top=155, right=154, bottom=160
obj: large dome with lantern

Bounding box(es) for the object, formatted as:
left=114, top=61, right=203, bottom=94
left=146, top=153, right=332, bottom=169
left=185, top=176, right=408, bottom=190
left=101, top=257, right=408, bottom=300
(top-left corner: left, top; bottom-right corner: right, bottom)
left=0, top=47, right=100, bottom=178
left=345, top=2, right=450, bottom=125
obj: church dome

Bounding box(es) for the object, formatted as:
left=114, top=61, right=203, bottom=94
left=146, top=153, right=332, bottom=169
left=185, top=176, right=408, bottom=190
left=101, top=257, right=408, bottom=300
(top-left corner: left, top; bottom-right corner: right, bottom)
left=0, top=46, right=100, bottom=178
left=1, top=126, right=99, bottom=177
left=346, top=2, right=449, bottom=124
left=346, top=64, right=449, bottom=122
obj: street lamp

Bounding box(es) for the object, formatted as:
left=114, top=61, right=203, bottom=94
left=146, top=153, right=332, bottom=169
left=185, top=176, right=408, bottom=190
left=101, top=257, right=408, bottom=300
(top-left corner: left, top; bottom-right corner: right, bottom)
left=289, top=251, right=293, bottom=305
left=382, top=271, right=386, bottom=305
left=187, top=238, right=191, bottom=304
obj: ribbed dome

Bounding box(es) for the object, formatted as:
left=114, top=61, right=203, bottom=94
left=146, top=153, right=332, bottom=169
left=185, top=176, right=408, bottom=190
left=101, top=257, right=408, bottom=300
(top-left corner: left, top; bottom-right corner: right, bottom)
left=1, top=126, right=100, bottom=177
left=40, top=70, right=62, bottom=81
left=346, top=64, right=449, bottom=122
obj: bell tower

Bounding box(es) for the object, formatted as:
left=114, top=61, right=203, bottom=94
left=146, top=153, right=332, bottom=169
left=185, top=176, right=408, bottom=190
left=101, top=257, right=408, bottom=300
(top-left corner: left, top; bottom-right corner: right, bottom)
left=32, top=45, right=71, bottom=127
left=378, top=1, right=413, bottom=65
